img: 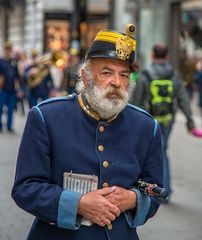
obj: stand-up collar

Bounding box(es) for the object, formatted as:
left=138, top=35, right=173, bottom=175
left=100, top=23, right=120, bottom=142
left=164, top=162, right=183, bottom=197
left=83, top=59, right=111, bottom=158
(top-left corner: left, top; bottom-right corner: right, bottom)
left=78, top=93, right=118, bottom=123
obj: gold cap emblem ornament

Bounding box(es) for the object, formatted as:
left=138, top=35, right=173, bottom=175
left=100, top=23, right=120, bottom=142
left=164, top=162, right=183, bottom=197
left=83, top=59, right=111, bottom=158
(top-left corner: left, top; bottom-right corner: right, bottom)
left=116, top=24, right=136, bottom=61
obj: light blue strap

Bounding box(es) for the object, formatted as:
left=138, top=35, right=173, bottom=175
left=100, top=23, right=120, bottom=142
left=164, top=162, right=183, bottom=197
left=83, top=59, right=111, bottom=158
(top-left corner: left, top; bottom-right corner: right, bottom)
left=33, top=106, right=45, bottom=123
left=153, top=119, right=158, bottom=137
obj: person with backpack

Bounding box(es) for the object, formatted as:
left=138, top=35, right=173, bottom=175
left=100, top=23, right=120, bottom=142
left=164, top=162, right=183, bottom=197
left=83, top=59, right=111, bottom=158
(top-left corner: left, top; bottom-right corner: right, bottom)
left=130, top=43, right=196, bottom=201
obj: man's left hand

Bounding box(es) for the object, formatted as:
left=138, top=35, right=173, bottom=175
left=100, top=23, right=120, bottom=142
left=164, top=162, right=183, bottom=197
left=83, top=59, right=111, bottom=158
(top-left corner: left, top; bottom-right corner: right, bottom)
left=104, top=186, right=137, bottom=213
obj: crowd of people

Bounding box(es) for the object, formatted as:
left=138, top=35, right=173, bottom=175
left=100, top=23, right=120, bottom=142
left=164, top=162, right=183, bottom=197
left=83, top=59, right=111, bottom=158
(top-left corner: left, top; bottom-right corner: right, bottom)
left=0, top=39, right=202, bottom=134
left=0, top=41, right=80, bottom=132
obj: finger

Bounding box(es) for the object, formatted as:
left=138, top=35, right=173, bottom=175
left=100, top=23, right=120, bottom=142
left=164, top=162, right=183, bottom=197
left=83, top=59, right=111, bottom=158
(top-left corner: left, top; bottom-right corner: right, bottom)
left=98, top=221, right=105, bottom=227
left=104, top=219, right=111, bottom=226
left=100, top=218, right=111, bottom=226
left=108, top=203, right=121, bottom=217
left=97, top=219, right=110, bottom=227
left=97, top=186, right=116, bottom=196
left=94, top=216, right=111, bottom=227
left=105, top=211, right=116, bottom=222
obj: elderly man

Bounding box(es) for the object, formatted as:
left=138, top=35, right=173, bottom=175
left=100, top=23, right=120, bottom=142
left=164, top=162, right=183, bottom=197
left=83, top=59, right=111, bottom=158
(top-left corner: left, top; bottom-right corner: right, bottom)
left=12, top=24, right=163, bottom=240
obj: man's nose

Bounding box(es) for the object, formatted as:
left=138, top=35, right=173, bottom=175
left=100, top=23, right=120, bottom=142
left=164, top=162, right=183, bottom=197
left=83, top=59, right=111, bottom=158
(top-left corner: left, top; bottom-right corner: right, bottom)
left=110, top=73, right=121, bottom=87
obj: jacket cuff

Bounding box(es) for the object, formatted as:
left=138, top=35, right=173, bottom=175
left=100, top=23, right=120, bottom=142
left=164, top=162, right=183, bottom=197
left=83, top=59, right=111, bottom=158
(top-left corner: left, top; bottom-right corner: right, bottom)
left=57, top=190, right=83, bottom=230
left=125, top=189, right=151, bottom=228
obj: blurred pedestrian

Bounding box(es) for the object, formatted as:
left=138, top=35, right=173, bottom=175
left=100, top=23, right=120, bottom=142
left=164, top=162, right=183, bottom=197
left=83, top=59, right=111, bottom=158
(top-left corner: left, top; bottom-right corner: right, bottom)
left=49, top=50, right=69, bottom=97
left=195, top=59, right=202, bottom=126
left=12, top=24, right=164, bottom=240
left=0, top=41, right=22, bottom=133
left=63, top=48, right=80, bottom=94
left=179, top=48, right=196, bottom=99
left=14, top=50, right=29, bottom=115
left=49, top=50, right=65, bottom=94
left=24, top=49, right=53, bottom=108
left=130, top=43, right=197, bottom=200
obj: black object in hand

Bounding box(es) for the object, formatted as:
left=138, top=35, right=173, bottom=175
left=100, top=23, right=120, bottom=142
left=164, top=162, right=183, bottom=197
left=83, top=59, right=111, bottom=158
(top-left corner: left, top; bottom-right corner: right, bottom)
left=136, top=179, right=168, bottom=199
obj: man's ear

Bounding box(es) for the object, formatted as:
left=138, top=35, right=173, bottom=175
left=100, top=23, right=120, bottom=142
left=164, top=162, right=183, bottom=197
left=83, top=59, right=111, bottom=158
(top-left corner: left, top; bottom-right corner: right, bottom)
left=81, top=69, right=88, bottom=87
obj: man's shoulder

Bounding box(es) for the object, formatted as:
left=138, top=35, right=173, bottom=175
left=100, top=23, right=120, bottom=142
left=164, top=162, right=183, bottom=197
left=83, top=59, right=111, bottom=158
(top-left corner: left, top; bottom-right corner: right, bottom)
left=126, top=104, right=159, bottom=136
left=37, top=93, right=77, bottom=108
left=31, top=94, right=77, bottom=122
left=126, top=103, right=154, bottom=120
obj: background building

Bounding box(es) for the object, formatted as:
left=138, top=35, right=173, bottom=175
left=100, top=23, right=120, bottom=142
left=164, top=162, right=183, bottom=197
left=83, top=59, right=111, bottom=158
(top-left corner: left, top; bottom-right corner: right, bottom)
left=131, top=0, right=182, bottom=68
left=130, top=0, right=202, bottom=68
left=0, top=0, right=202, bottom=66
left=0, top=0, right=111, bottom=58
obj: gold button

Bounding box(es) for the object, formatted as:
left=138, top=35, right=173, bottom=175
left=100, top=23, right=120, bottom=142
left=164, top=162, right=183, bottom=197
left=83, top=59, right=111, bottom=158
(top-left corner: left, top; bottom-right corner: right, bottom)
left=98, top=145, right=104, bottom=151
left=107, top=224, right=113, bottom=230
left=102, top=182, right=109, bottom=188
left=103, top=161, right=109, bottom=168
left=99, top=126, right=105, bottom=132
left=49, top=222, right=56, bottom=225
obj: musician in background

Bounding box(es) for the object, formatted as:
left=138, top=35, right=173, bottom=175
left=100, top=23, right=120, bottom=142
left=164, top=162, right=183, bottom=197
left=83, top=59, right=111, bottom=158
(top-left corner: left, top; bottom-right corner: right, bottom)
left=24, top=49, right=53, bottom=108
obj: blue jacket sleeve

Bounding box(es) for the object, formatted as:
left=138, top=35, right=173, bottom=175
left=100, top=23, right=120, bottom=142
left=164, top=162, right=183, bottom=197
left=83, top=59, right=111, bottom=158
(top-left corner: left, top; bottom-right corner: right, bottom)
left=125, top=121, right=164, bottom=227
left=11, top=107, right=82, bottom=230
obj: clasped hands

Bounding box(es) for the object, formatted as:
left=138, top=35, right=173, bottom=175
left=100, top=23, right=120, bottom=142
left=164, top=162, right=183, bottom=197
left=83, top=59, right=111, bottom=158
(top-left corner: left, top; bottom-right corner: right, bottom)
left=78, top=186, right=137, bottom=227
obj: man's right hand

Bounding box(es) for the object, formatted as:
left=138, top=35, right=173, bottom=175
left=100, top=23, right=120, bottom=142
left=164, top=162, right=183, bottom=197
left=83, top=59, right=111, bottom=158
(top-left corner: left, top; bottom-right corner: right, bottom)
left=78, top=187, right=120, bottom=227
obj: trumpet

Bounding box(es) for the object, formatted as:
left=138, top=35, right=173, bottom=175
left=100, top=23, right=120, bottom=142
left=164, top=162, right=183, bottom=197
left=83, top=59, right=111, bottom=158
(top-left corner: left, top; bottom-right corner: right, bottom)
left=36, top=50, right=66, bottom=67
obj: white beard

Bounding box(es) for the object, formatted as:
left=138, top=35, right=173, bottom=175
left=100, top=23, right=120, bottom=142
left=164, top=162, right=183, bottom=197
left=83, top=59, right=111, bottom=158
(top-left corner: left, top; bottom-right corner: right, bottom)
left=76, top=80, right=133, bottom=120
left=85, top=85, right=129, bottom=119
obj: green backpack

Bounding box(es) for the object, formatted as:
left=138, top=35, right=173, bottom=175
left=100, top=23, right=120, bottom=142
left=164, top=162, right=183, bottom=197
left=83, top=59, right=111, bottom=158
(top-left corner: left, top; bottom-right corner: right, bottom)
left=144, top=70, right=174, bottom=126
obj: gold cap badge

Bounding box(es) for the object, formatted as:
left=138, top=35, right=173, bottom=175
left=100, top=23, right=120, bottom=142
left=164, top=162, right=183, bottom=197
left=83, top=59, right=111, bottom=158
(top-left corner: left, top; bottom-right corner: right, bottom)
left=116, top=24, right=136, bottom=61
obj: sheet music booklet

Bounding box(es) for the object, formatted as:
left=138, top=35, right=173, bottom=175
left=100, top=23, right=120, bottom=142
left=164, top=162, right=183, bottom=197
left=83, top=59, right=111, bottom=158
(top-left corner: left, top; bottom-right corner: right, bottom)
left=63, top=172, right=98, bottom=226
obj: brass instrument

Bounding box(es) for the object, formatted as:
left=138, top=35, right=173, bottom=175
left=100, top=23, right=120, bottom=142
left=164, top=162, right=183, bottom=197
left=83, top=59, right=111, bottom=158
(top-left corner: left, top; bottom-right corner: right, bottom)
left=26, top=51, right=65, bottom=89
left=26, top=64, right=49, bottom=89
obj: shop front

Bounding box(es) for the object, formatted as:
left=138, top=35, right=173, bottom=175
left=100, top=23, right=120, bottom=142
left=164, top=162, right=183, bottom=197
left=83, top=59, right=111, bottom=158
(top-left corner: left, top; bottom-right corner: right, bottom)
left=44, top=13, right=71, bottom=52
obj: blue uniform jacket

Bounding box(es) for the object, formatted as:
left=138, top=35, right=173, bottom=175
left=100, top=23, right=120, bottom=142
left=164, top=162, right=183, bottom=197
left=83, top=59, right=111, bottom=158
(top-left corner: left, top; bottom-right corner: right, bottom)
left=24, top=64, right=53, bottom=98
left=12, top=94, right=163, bottom=240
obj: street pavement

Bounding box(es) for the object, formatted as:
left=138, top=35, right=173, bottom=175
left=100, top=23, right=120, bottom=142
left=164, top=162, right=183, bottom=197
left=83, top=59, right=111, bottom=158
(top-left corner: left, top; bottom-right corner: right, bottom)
left=0, top=97, right=202, bottom=240
left=0, top=107, right=33, bottom=240
left=138, top=106, right=202, bottom=240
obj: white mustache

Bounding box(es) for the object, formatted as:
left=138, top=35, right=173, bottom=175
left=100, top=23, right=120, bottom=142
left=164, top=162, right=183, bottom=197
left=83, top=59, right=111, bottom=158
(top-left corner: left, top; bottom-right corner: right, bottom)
left=106, top=86, right=126, bottom=99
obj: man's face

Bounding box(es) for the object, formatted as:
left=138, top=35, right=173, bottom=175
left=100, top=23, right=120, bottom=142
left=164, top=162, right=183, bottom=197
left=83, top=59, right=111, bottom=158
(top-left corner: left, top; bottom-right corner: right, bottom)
left=80, top=58, right=132, bottom=119
left=5, top=47, right=12, bottom=59
left=89, top=58, right=131, bottom=99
